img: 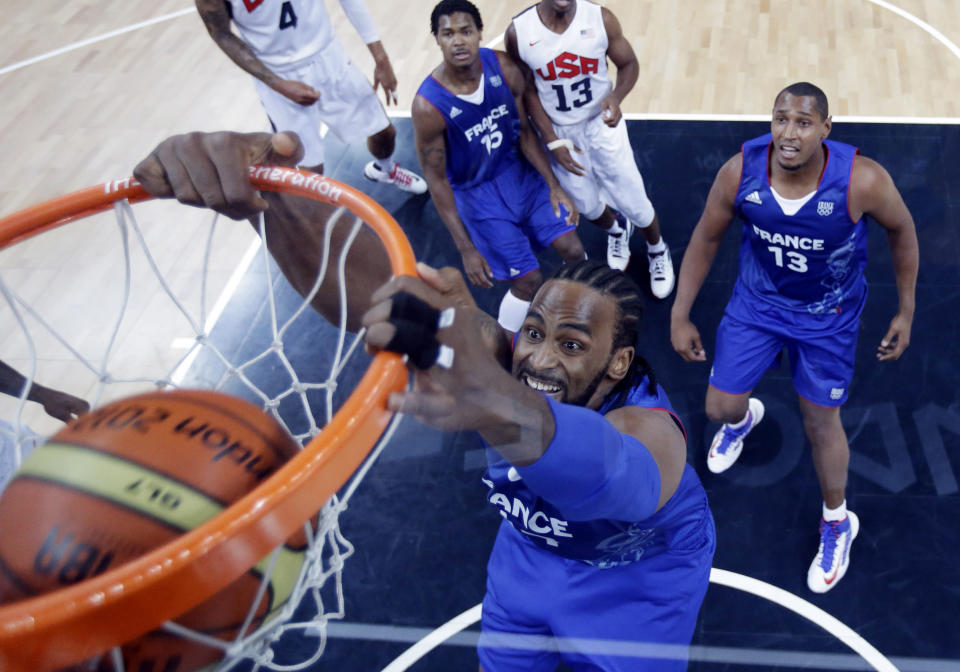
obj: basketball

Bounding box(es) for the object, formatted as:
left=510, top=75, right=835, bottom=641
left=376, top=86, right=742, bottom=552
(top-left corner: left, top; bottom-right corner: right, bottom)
left=0, top=389, right=307, bottom=672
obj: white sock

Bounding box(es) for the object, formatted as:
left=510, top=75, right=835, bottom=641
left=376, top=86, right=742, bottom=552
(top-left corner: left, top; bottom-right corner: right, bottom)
left=647, top=237, right=666, bottom=254
left=376, top=155, right=397, bottom=174
left=823, top=500, right=847, bottom=522
left=498, top=290, right=530, bottom=332
left=606, top=220, right=623, bottom=235
left=727, top=406, right=752, bottom=429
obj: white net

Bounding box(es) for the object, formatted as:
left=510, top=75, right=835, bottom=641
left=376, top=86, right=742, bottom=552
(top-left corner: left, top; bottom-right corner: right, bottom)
left=0, top=185, right=405, bottom=670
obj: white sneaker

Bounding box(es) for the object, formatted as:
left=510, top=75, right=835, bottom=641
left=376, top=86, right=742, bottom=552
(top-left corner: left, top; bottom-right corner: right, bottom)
left=807, top=511, right=859, bottom=593
left=363, top=161, right=427, bottom=194
left=606, top=213, right=633, bottom=271
left=707, top=397, right=764, bottom=474
left=648, top=246, right=675, bottom=299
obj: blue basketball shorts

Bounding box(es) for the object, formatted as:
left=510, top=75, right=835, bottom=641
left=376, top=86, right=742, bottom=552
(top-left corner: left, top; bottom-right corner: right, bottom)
left=709, top=285, right=864, bottom=406
left=453, top=160, right=576, bottom=282
left=478, top=521, right=712, bottom=672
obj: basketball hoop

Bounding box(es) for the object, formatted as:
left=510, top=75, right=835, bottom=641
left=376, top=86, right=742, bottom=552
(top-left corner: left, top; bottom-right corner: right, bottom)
left=0, top=169, right=416, bottom=670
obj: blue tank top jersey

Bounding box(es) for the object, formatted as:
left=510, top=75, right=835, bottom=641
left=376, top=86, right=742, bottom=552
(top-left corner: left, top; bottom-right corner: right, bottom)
left=734, top=133, right=869, bottom=315
left=416, top=48, right=522, bottom=190
left=481, top=378, right=712, bottom=568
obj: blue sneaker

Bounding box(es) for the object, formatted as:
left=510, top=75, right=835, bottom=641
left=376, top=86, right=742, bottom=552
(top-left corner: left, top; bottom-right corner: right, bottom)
left=808, top=511, right=860, bottom=593
left=707, top=397, right=764, bottom=474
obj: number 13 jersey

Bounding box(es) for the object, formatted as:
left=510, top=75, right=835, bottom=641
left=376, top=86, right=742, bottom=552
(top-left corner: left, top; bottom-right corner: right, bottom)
left=513, top=0, right=611, bottom=126
left=734, top=134, right=869, bottom=316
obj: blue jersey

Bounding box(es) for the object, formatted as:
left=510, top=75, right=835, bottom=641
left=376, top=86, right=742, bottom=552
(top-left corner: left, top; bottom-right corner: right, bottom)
left=416, top=49, right=522, bottom=190
left=734, top=134, right=869, bottom=315
left=482, top=379, right=712, bottom=568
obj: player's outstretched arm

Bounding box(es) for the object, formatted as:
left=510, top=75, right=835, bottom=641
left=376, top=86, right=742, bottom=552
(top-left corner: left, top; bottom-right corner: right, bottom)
left=670, top=154, right=741, bottom=362
left=850, top=156, right=919, bottom=361
left=0, top=360, right=89, bottom=422
left=195, top=0, right=320, bottom=105
left=362, top=270, right=522, bottom=433
left=134, top=131, right=391, bottom=331
left=362, top=274, right=685, bottom=518
left=599, top=7, right=639, bottom=127
left=497, top=51, right=579, bottom=224
left=412, top=95, right=494, bottom=288
left=504, top=24, right=585, bottom=177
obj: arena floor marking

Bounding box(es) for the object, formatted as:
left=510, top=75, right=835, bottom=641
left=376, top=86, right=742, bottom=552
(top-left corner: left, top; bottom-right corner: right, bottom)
left=863, top=0, right=960, bottom=62
left=0, top=7, right=195, bottom=77
left=337, top=569, right=911, bottom=671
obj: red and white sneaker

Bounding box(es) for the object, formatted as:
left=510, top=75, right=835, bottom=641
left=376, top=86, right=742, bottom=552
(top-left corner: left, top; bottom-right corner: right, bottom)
left=807, top=511, right=860, bottom=593
left=363, top=161, right=427, bottom=194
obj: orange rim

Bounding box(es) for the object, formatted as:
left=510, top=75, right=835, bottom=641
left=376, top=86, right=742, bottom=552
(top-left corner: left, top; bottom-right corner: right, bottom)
left=0, top=169, right=415, bottom=671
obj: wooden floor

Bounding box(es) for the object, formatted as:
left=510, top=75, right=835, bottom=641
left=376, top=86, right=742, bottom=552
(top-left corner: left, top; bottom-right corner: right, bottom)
left=0, top=0, right=958, bottom=434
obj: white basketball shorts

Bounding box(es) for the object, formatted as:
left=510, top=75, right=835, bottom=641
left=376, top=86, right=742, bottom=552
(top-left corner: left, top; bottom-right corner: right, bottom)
left=252, top=45, right=390, bottom=167
left=549, top=114, right=655, bottom=227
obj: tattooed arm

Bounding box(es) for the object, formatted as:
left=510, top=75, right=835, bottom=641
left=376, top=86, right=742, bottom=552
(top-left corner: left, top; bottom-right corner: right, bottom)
left=195, top=0, right=320, bottom=106
left=411, top=93, right=494, bottom=289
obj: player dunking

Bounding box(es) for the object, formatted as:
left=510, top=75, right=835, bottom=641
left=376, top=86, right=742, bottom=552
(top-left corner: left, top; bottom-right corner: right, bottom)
left=135, top=130, right=396, bottom=333
left=197, top=0, right=426, bottom=193
left=670, top=83, right=919, bottom=592
left=506, top=0, right=675, bottom=297
left=364, top=260, right=714, bottom=671
left=414, top=0, right=586, bottom=332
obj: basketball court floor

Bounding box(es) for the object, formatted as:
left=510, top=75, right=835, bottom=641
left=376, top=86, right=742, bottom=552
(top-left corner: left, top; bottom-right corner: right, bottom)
left=1, top=2, right=959, bottom=671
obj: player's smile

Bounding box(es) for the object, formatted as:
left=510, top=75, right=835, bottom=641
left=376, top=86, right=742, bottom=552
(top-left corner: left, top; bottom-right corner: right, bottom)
left=512, top=280, right=624, bottom=410
left=518, top=370, right=565, bottom=400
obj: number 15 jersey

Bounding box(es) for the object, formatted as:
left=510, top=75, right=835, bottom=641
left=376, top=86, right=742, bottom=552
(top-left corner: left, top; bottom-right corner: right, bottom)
left=513, top=0, right=612, bottom=126
left=416, top=49, right=522, bottom=190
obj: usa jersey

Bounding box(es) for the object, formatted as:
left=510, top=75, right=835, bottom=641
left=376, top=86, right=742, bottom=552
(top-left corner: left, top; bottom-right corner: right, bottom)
left=227, top=0, right=336, bottom=68
left=513, top=0, right=612, bottom=126
left=735, top=134, right=869, bottom=315
left=482, top=378, right=712, bottom=567
left=416, top=49, right=522, bottom=190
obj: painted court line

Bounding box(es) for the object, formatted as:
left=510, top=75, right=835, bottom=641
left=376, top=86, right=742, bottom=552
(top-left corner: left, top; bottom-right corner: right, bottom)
left=384, top=110, right=960, bottom=124
left=369, top=569, right=913, bottom=672
left=0, top=8, right=196, bottom=77
left=324, top=618, right=960, bottom=671
left=864, top=0, right=960, bottom=63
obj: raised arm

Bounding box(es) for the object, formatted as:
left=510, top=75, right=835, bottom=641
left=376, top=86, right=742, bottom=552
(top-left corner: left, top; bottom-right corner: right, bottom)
left=850, top=156, right=919, bottom=361
left=195, top=0, right=319, bottom=105
left=411, top=95, right=493, bottom=288
left=518, top=402, right=687, bottom=519
left=670, top=154, right=741, bottom=361
left=599, top=7, right=639, bottom=127
left=504, top=24, right=585, bottom=177
left=361, top=274, right=686, bottom=518
left=133, top=131, right=391, bottom=331
left=338, top=0, right=397, bottom=104
left=0, top=360, right=89, bottom=422
left=497, top=51, right=578, bottom=224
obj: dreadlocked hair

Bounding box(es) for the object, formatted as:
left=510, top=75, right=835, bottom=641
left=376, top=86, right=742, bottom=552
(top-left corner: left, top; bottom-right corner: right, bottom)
left=551, top=260, right=657, bottom=404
